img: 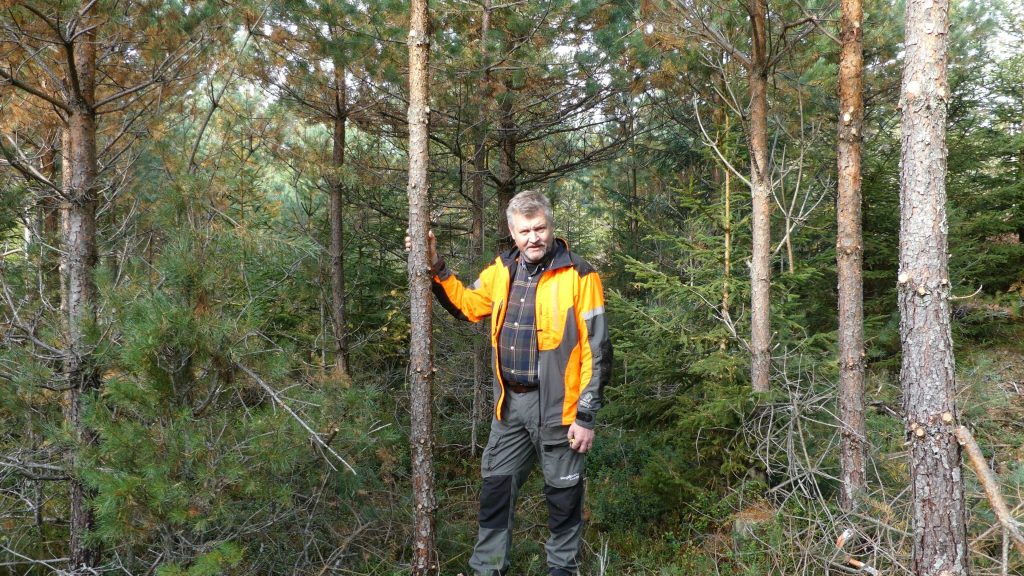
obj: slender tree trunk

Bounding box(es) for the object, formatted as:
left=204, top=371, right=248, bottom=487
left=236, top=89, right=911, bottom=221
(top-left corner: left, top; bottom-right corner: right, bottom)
left=628, top=109, right=640, bottom=250
left=719, top=112, right=732, bottom=320
left=61, top=14, right=102, bottom=572
left=329, top=59, right=350, bottom=383
left=747, top=0, right=772, bottom=393
left=837, top=0, right=867, bottom=513
left=899, top=0, right=966, bottom=574
left=32, top=138, right=62, bottom=302
left=723, top=158, right=732, bottom=316
left=470, top=0, right=492, bottom=458
left=495, top=78, right=516, bottom=251
left=406, top=1, right=437, bottom=573
left=784, top=231, right=794, bottom=274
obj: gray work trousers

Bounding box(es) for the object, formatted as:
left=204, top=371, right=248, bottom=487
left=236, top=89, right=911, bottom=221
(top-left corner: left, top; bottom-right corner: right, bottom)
left=469, top=388, right=586, bottom=576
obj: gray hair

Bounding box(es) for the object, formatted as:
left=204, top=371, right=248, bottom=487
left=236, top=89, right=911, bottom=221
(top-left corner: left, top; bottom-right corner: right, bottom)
left=506, top=190, right=554, bottom=227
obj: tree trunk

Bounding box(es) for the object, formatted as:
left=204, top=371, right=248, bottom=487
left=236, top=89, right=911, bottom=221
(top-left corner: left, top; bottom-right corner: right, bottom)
left=628, top=108, right=640, bottom=250
left=898, top=0, right=966, bottom=573
left=30, top=137, right=62, bottom=302
left=330, top=59, right=350, bottom=383
left=406, top=0, right=437, bottom=573
left=495, top=78, right=516, bottom=251
left=836, top=0, right=867, bottom=513
left=784, top=231, right=794, bottom=274
left=470, top=0, right=492, bottom=458
left=747, top=0, right=772, bottom=393
left=720, top=112, right=732, bottom=320
left=724, top=159, right=732, bottom=316
left=61, top=14, right=102, bottom=572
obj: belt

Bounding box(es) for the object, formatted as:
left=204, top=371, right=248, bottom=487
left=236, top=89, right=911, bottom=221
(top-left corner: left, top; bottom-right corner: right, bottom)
left=506, top=382, right=538, bottom=394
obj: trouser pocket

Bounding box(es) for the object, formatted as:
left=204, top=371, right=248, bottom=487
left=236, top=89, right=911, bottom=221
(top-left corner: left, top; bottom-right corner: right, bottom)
left=540, top=426, right=584, bottom=488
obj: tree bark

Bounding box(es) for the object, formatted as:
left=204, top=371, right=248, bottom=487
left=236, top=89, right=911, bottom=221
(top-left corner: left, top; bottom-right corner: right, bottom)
left=495, top=77, right=516, bottom=252
left=747, top=0, right=772, bottom=393
left=60, top=11, right=102, bottom=572
left=836, top=0, right=867, bottom=512
left=898, top=0, right=967, bottom=573
left=470, top=0, right=492, bottom=458
left=628, top=108, right=640, bottom=250
left=32, top=137, right=62, bottom=301
left=721, top=112, right=732, bottom=319
left=407, top=0, right=437, bottom=573
left=330, top=59, right=350, bottom=383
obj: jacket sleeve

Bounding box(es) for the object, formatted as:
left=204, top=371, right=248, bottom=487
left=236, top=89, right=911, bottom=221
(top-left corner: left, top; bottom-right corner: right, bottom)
left=431, top=258, right=497, bottom=323
left=574, top=269, right=612, bottom=429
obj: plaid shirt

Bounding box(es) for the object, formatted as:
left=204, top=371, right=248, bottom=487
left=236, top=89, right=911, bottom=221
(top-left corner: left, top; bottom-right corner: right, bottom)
left=497, top=254, right=552, bottom=386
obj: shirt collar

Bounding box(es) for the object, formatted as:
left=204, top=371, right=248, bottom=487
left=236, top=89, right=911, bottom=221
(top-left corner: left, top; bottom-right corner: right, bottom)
left=521, top=249, right=554, bottom=277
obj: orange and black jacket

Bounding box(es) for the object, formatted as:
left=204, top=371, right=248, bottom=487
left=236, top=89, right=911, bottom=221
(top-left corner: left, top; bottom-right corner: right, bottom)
left=432, top=239, right=612, bottom=429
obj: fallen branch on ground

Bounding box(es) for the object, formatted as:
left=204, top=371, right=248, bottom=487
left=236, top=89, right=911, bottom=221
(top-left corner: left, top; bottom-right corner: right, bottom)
left=835, top=527, right=881, bottom=575
left=234, top=361, right=357, bottom=475
left=955, top=424, right=1024, bottom=556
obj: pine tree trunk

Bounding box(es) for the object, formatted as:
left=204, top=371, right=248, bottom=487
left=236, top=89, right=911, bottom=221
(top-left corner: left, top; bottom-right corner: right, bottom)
left=718, top=111, right=732, bottom=320
left=330, top=60, right=350, bottom=382
left=747, top=0, right=772, bottom=393
left=899, top=0, right=967, bottom=573
left=837, top=0, right=867, bottom=513
left=41, top=140, right=62, bottom=299
left=470, top=0, right=491, bottom=458
left=628, top=109, right=640, bottom=250
left=723, top=160, right=731, bottom=317
left=61, top=14, right=102, bottom=572
left=496, top=78, right=516, bottom=251
left=407, top=0, right=437, bottom=573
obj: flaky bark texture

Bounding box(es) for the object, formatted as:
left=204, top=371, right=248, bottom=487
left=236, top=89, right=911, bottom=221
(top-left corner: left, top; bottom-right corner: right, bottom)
left=836, top=0, right=867, bottom=512
left=898, top=0, right=967, bottom=573
left=406, top=0, right=438, bottom=573
left=330, top=60, right=350, bottom=382
left=746, top=0, right=772, bottom=393
left=61, top=12, right=102, bottom=573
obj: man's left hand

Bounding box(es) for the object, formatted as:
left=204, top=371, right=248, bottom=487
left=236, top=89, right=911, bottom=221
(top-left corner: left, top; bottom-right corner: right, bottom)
left=567, top=423, right=594, bottom=454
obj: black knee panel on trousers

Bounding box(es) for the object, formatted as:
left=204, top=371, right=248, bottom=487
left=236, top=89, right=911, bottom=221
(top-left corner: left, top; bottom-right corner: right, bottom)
left=543, top=483, right=583, bottom=533
left=479, top=475, right=514, bottom=529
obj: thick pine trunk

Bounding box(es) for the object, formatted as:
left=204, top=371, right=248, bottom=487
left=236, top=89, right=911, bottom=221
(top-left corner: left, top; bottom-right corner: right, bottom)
left=898, top=0, right=967, bottom=573
left=61, top=18, right=102, bottom=572
left=495, top=78, right=516, bottom=251
left=330, top=61, right=350, bottom=382
left=470, top=0, right=491, bottom=457
left=407, top=0, right=437, bottom=573
left=747, top=0, right=772, bottom=393
left=836, top=0, right=867, bottom=512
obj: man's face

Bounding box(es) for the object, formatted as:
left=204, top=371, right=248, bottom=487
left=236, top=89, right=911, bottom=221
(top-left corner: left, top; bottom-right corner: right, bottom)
left=509, top=211, right=554, bottom=263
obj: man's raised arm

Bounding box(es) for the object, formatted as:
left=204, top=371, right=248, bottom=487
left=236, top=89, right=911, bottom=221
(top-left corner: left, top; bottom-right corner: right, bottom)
left=406, top=229, right=496, bottom=323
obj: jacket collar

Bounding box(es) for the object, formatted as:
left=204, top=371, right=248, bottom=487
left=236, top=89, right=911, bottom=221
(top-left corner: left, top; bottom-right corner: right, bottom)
left=500, top=238, right=572, bottom=271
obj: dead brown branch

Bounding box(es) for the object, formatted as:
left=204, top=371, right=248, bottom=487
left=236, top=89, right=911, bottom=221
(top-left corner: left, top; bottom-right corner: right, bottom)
left=955, top=425, right=1024, bottom=556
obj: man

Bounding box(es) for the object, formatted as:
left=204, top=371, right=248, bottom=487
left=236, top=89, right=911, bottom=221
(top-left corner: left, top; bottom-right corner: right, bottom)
left=408, top=190, right=612, bottom=576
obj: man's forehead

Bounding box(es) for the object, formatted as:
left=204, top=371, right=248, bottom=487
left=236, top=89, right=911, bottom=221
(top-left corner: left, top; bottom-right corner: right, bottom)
left=511, top=212, right=549, bottom=228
